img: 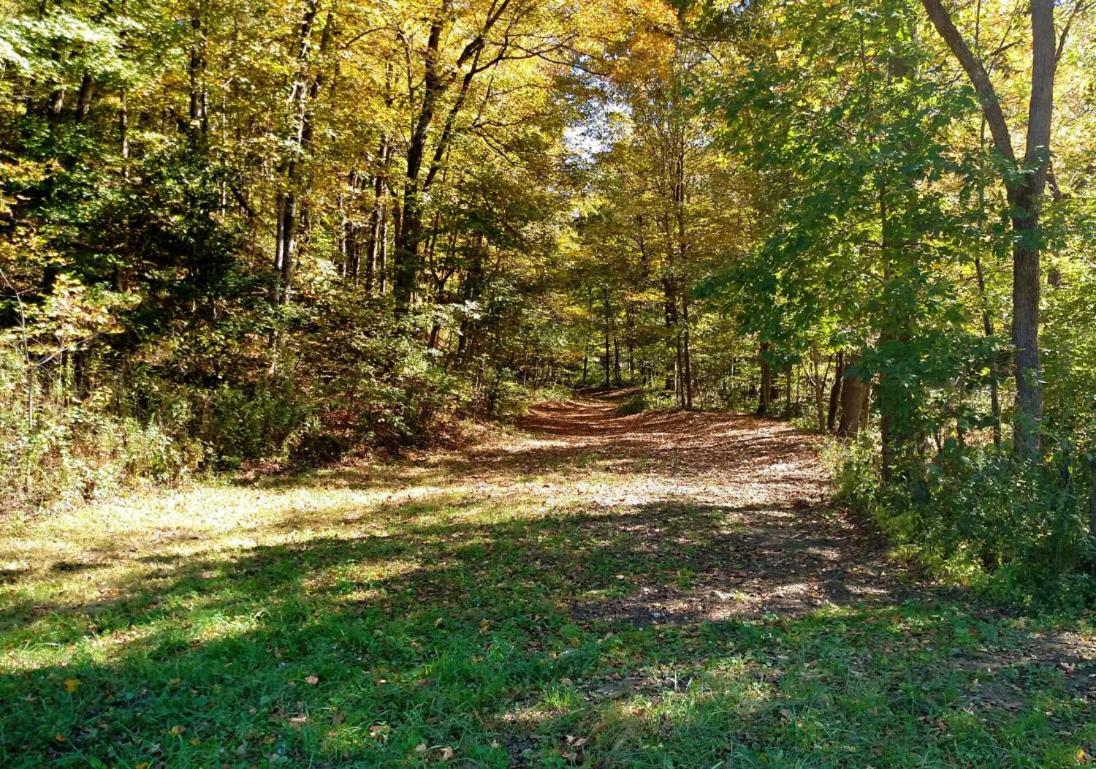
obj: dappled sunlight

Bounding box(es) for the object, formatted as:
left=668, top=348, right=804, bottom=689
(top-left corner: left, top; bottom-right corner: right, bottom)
left=1, top=397, right=1092, bottom=767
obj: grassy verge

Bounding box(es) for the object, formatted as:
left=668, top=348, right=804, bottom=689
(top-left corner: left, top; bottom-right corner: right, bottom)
left=1, top=465, right=1093, bottom=768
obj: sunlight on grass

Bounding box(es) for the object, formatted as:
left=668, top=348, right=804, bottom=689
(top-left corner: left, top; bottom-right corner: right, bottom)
left=1, top=431, right=1093, bottom=767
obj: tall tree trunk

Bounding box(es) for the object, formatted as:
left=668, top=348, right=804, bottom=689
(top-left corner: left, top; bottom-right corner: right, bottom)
left=1010, top=183, right=1044, bottom=458
left=273, top=2, right=334, bottom=304
left=74, top=72, right=94, bottom=123
left=119, top=89, right=129, bottom=174
left=1010, top=0, right=1055, bottom=459
left=662, top=273, right=678, bottom=394
left=613, top=336, right=621, bottom=386
left=393, top=14, right=442, bottom=313
left=973, top=105, right=1005, bottom=450
left=1089, top=455, right=1096, bottom=554
left=273, top=0, right=322, bottom=303
left=972, top=247, right=1004, bottom=449
left=672, top=129, right=693, bottom=410
left=837, top=355, right=865, bottom=437
left=187, top=2, right=209, bottom=144
left=920, top=0, right=1056, bottom=460
left=603, top=331, right=611, bottom=388
left=364, top=140, right=389, bottom=293
left=783, top=365, right=793, bottom=419
left=680, top=294, right=693, bottom=409
left=393, top=0, right=498, bottom=314
left=809, top=346, right=827, bottom=432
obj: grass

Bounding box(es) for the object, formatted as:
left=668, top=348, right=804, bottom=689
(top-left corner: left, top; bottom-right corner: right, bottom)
left=1, top=450, right=1094, bottom=768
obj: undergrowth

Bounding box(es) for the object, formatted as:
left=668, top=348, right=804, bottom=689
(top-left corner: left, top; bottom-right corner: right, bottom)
left=827, top=437, right=1096, bottom=611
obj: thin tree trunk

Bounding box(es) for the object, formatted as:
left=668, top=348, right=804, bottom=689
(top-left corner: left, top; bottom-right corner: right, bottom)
left=662, top=274, right=678, bottom=394
left=783, top=365, right=792, bottom=419
left=74, top=72, right=94, bottom=122
left=681, top=293, right=693, bottom=409
left=188, top=5, right=208, bottom=139
left=757, top=341, right=772, bottom=417
left=974, top=110, right=1004, bottom=450
left=1089, top=455, right=1096, bottom=553
left=809, top=346, right=827, bottom=432
left=613, top=336, right=621, bottom=386
left=273, top=0, right=322, bottom=304
left=603, top=331, right=611, bottom=388
left=827, top=351, right=844, bottom=432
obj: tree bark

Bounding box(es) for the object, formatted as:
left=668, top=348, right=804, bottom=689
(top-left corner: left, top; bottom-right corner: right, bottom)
left=827, top=351, right=844, bottom=432
left=74, top=72, right=95, bottom=123
left=273, top=0, right=323, bottom=304
left=837, top=356, right=865, bottom=437
left=188, top=8, right=208, bottom=138
left=783, top=365, right=793, bottom=419
left=394, top=0, right=507, bottom=314
left=757, top=341, right=772, bottom=417
left=603, top=331, right=611, bottom=388
left=920, top=0, right=1056, bottom=459
left=1089, top=455, right=1096, bottom=554
left=681, top=293, right=694, bottom=409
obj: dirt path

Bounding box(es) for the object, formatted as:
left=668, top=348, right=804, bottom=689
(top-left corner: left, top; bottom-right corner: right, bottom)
left=3, top=393, right=1093, bottom=768
left=444, top=394, right=1091, bottom=680
left=446, top=392, right=903, bottom=620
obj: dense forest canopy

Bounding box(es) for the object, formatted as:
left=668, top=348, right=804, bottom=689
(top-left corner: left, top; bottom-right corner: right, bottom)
left=2, top=0, right=1095, bottom=590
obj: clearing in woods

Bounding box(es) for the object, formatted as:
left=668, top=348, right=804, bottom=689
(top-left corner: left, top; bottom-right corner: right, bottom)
left=1, top=394, right=1093, bottom=767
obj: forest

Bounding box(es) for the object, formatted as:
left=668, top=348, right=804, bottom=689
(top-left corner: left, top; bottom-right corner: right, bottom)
left=1, top=0, right=1095, bottom=766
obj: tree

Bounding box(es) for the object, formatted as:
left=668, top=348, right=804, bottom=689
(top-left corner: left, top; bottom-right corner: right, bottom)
left=918, top=0, right=1062, bottom=459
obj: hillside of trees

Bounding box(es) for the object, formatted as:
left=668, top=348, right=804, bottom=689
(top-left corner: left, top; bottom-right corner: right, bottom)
left=2, top=0, right=1095, bottom=594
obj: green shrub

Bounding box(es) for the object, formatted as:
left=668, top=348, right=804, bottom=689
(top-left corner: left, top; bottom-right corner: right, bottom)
left=0, top=350, right=198, bottom=510
left=829, top=436, right=1096, bottom=607
left=615, top=393, right=648, bottom=416
left=199, top=382, right=316, bottom=469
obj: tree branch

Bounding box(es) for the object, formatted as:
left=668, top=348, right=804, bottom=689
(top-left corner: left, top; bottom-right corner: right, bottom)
left=920, top=0, right=1016, bottom=164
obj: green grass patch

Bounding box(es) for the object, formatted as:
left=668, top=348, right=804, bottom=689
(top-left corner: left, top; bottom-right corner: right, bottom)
left=1, top=475, right=1093, bottom=768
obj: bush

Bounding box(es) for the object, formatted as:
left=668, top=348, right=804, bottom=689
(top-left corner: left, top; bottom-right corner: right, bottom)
left=199, top=381, right=317, bottom=469
left=0, top=350, right=197, bottom=510
left=829, top=436, right=1095, bottom=606
left=615, top=392, right=648, bottom=416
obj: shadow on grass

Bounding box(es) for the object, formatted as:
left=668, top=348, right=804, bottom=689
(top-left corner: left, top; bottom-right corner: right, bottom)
left=2, top=500, right=1091, bottom=768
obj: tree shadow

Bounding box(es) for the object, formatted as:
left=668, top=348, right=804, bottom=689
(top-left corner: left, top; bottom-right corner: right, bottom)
left=2, top=498, right=1089, bottom=767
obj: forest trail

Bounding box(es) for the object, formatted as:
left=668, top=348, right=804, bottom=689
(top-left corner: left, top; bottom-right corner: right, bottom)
left=456, top=391, right=900, bottom=619
left=2, top=394, right=1093, bottom=768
